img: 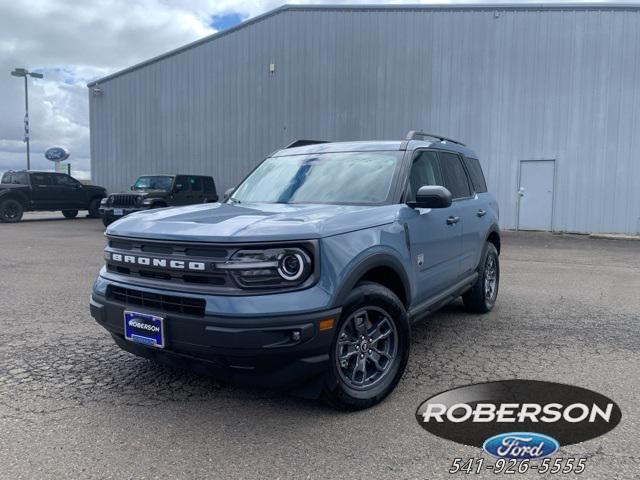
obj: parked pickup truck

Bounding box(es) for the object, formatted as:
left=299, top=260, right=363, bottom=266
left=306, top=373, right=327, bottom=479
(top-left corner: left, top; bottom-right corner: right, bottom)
left=0, top=170, right=106, bottom=223
left=100, top=174, right=218, bottom=227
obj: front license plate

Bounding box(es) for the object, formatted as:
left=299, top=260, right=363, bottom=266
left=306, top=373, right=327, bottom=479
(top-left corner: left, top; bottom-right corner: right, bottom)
left=124, top=311, right=165, bottom=348
left=113, top=208, right=124, bottom=216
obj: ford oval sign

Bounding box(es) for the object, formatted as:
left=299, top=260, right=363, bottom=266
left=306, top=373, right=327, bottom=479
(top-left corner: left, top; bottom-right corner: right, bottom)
left=416, top=380, right=622, bottom=451
left=44, top=146, right=69, bottom=162
left=483, top=432, right=560, bottom=460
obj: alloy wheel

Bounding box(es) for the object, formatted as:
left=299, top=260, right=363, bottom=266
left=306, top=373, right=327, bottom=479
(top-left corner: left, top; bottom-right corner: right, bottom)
left=484, top=254, right=498, bottom=302
left=335, top=306, right=398, bottom=390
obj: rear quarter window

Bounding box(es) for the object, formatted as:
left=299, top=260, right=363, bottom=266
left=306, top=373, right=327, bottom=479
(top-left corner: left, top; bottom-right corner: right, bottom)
left=463, top=157, right=488, bottom=193
left=202, top=177, right=216, bottom=194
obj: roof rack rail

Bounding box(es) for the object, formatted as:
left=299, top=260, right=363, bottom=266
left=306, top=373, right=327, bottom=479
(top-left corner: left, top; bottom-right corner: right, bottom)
left=285, top=139, right=329, bottom=149
left=405, top=130, right=466, bottom=147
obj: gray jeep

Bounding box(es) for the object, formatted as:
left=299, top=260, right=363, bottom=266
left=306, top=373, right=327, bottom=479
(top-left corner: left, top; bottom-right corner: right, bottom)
left=90, top=131, right=500, bottom=410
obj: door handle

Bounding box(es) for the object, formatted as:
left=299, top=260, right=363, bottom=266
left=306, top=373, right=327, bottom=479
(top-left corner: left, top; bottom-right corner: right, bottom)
left=446, top=216, right=460, bottom=225
left=477, top=209, right=487, bottom=217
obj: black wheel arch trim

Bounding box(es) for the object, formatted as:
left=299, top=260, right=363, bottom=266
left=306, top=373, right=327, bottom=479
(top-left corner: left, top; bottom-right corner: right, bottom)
left=485, top=223, right=501, bottom=254
left=331, top=252, right=411, bottom=309
left=0, top=190, right=28, bottom=207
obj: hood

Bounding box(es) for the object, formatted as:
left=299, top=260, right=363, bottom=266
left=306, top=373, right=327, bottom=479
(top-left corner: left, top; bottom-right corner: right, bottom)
left=107, top=202, right=403, bottom=242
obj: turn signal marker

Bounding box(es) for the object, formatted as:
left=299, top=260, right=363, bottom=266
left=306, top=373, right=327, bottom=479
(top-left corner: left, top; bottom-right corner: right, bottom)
left=318, top=318, right=335, bottom=331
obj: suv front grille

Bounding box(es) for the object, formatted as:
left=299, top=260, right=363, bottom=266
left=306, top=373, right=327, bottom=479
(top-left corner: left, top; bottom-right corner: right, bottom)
left=107, top=285, right=205, bottom=317
left=110, top=194, right=139, bottom=207
left=105, top=237, right=235, bottom=291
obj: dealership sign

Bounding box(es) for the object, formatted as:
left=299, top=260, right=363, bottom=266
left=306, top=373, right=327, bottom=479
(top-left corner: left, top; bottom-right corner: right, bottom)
left=416, top=380, right=621, bottom=460
left=44, top=146, right=70, bottom=162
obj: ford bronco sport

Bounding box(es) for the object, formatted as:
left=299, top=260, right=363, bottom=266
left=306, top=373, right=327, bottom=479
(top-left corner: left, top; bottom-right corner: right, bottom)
left=90, top=131, right=500, bottom=410
left=100, top=174, right=218, bottom=227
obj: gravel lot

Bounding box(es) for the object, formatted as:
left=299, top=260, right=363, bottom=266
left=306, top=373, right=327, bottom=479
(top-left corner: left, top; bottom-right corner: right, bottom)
left=0, top=213, right=638, bottom=479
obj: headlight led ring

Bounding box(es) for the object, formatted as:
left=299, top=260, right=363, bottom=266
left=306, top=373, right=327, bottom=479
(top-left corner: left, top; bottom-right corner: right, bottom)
left=277, top=253, right=305, bottom=281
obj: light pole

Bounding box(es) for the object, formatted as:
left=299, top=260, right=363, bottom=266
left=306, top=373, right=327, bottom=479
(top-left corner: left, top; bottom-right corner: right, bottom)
left=11, top=68, right=43, bottom=170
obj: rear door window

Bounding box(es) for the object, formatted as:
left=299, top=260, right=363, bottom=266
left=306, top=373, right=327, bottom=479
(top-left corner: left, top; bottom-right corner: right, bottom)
left=463, top=157, right=488, bottom=193
left=188, top=176, right=202, bottom=192
left=438, top=152, right=472, bottom=199
left=31, top=173, right=53, bottom=186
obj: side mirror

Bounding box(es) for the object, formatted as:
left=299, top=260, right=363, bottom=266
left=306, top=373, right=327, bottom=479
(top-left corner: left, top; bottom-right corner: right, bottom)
left=130, top=186, right=135, bottom=191
left=408, top=185, right=452, bottom=209
left=223, top=187, right=234, bottom=202
left=173, top=183, right=184, bottom=192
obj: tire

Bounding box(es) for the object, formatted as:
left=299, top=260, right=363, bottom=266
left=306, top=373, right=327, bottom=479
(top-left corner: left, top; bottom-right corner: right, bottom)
left=88, top=198, right=102, bottom=218
left=0, top=198, right=24, bottom=223
left=322, top=281, right=410, bottom=410
left=462, top=242, right=499, bottom=313
left=62, top=210, right=78, bottom=219
left=102, top=216, right=114, bottom=227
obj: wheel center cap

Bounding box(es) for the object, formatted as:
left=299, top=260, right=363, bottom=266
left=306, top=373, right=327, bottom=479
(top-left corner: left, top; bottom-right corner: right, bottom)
left=361, top=342, right=368, bottom=351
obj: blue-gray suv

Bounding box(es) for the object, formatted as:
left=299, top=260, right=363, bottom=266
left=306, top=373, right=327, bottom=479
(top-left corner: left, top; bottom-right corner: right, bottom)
left=90, top=131, right=500, bottom=410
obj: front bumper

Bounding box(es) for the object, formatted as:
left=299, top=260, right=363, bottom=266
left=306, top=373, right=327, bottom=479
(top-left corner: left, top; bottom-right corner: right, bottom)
left=90, top=288, right=340, bottom=390
left=100, top=206, right=149, bottom=219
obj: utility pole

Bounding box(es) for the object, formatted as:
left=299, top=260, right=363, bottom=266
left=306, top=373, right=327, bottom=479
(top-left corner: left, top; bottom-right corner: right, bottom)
left=11, top=68, right=43, bottom=170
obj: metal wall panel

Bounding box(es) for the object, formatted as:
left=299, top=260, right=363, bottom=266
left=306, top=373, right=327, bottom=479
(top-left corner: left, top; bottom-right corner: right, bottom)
left=89, top=6, right=640, bottom=234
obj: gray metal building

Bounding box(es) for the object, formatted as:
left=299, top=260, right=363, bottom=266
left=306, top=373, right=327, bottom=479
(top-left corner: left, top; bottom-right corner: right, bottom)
left=88, top=3, right=640, bottom=234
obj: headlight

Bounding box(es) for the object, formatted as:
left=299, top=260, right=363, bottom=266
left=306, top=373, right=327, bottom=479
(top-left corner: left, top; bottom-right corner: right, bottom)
left=100, top=198, right=108, bottom=206
left=220, top=247, right=313, bottom=289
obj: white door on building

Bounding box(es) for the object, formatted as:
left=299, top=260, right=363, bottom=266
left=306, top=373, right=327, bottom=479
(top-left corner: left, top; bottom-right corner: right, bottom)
left=517, top=160, right=555, bottom=231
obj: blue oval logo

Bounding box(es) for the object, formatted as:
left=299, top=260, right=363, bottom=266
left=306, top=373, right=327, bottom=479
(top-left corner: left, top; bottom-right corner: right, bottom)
left=44, top=146, right=69, bottom=162
left=483, top=432, right=559, bottom=460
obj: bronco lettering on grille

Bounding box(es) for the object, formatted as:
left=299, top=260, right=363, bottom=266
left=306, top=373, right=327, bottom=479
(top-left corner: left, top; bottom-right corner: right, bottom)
left=111, top=253, right=206, bottom=271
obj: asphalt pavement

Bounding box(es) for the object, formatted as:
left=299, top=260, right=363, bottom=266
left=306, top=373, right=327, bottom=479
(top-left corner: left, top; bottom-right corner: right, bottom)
left=0, top=213, right=638, bottom=479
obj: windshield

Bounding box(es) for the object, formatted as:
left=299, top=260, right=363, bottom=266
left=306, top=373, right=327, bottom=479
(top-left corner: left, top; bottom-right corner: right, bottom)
left=133, top=176, right=174, bottom=191
left=230, top=152, right=401, bottom=205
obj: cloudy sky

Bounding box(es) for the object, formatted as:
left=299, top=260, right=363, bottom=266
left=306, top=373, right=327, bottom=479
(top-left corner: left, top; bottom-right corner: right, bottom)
left=0, top=0, right=629, bottom=179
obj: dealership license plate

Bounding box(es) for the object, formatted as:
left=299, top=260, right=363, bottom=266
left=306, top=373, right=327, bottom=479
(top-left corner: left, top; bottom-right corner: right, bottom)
left=124, top=311, right=165, bottom=348
left=113, top=208, right=124, bottom=216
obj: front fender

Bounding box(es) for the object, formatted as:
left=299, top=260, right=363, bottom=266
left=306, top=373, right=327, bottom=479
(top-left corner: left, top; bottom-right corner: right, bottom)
left=319, top=223, right=412, bottom=308
left=331, top=251, right=411, bottom=307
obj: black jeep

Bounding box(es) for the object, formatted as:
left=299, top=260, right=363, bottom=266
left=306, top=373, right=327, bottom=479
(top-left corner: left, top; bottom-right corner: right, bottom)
left=100, top=175, right=218, bottom=226
left=0, top=170, right=107, bottom=223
